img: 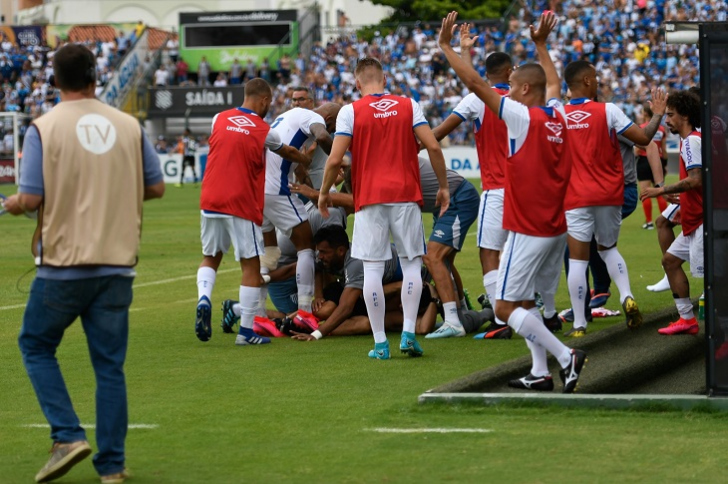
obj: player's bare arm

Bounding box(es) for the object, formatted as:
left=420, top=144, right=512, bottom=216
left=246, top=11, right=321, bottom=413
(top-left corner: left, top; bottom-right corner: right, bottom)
left=459, top=22, right=477, bottom=66
left=640, top=167, right=701, bottom=201
left=275, top=143, right=313, bottom=167
left=414, top=124, right=450, bottom=216
left=310, top=123, right=334, bottom=154
left=623, top=89, right=667, bottom=145
left=292, top=287, right=362, bottom=340
left=645, top=142, right=665, bottom=186
left=531, top=11, right=560, bottom=101
left=145, top=181, right=166, bottom=200
left=289, top=183, right=356, bottom=213
left=319, top=135, right=351, bottom=217
left=3, top=193, right=42, bottom=215
left=430, top=114, right=464, bottom=144
left=439, top=11, right=501, bottom=116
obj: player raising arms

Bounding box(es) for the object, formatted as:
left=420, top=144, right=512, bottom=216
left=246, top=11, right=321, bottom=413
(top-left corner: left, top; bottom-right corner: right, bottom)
left=429, top=32, right=514, bottom=339
left=319, top=57, right=450, bottom=360
left=439, top=11, right=585, bottom=392
left=194, top=78, right=312, bottom=346
left=560, top=60, right=667, bottom=337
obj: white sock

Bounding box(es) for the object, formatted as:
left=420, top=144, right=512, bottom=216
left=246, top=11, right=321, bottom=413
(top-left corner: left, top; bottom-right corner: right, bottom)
left=541, top=292, right=556, bottom=319
left=258, top=268, right=269, bottom=318
left=399, top=257, right=423, bottom=334
left=232, top=303, right=241, bottom=317
left=526, top=338, right=549, bottom=377
left=197, top=267, right=216, bottom=303
left=443, top=301, right=463, bottom=327
left=599, top=247, right=632, bottom=303
left=567, top=259, right=589, bottom=328
left=484, top=270, right=506, bottom=325
left=675, top=297, right=695, bottom=320
left=239, top=285, right=259, bottom=330
left=509, top=307, right=572, bottom=368
left=296, top=249, right=315, bottom=312
left=363, top=261, right=387, bottom=343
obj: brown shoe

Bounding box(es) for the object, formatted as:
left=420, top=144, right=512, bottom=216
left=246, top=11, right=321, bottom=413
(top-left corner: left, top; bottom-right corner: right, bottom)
left=100, top=468, right=131, bottom=484
left=35, top=440, right=92, bottom=483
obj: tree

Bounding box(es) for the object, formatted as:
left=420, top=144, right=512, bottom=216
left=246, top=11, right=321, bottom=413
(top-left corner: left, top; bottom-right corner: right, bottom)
left=368, top=0, right=512, bottom=23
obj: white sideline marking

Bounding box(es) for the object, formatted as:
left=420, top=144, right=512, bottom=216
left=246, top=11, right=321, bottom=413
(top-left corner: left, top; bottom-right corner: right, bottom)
left=1, top=268, right=240, bottom=311
left=0, top=303, right=26, bottom=311
left=22, top=423, right=159, bottom=430
left=133, top=268, right=237, bottom=288
left=366, top=428, right=492, bottom=434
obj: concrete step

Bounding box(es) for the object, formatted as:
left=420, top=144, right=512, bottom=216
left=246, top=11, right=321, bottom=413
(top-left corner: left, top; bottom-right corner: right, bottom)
left=425, top=302, right=706, bottom=396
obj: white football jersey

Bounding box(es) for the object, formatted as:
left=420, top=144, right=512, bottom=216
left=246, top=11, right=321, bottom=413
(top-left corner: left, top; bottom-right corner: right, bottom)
left=265, top=107, right=326, bottom=195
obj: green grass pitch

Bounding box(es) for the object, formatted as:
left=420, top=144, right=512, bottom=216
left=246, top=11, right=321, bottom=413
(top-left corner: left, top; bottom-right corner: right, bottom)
left=1, top=180, right=722, bottom=484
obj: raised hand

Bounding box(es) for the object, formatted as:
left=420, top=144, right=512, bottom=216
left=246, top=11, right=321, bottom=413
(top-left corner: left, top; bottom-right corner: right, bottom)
left=459, top=22, right=477, bottom=52
left=438, top=11, right=459, bottom=48
left=530, top=10, right=558, bottom=45
left=648, top=88, right=668, bottom=116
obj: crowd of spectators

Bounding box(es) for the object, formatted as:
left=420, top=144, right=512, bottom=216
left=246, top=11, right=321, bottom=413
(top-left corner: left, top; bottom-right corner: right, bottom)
left=258, top=0, right=725, bottom=144
left=1, top=1, right=727, bottom=149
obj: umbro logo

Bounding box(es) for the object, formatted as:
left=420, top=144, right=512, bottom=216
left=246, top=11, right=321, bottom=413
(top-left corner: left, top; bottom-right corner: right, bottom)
left=565, top=110, right=591, bottom=129
left=370, top=99, right=399, bottom=118
left=369, top=99, right=399, bottom=111
left=433, top=229, right=445, bottom=238
left=545, top=122, right=563, bottom=136
left=229, top=115, right=257, bottom=128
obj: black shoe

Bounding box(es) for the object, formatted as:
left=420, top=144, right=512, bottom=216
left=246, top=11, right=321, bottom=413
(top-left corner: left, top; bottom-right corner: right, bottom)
left=559, top=349, right=587, bottom=393
left=275, top=317, right=296, bottom=336
left=478, top=321, right=513, bottom=339
left=221, top=299, right=239, bottom=334
left=477, top=293, right=492, bottom=310
left=508, top=373, right=554, bottom=391
left=543, top=313, right=562, bottom=332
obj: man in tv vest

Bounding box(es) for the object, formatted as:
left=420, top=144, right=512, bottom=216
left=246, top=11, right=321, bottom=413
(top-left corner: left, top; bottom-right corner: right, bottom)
left=3, top=43, right=165, bottom=483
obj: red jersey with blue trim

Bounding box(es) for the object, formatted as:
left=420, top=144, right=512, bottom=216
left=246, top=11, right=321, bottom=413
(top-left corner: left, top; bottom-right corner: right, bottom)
left=679, top=131, right=703, bottom=236
left=337, top=94, right=425, bottom=211
left=453, top=86, right=509, bottom=190
left=564, top=99, right=632, bottom=210
left=636, top=123, right=666, bottom=158
left=499, top=98, right=571, bottom=237
left=201, top=107, right=272, bottom=225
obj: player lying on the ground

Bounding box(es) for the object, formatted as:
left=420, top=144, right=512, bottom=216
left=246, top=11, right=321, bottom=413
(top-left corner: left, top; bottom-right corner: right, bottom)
left=439, top=10, right=586, bottom=393
left=289, top=225, right=493, bottom=340
left=291, top=155, right=480, bottom=339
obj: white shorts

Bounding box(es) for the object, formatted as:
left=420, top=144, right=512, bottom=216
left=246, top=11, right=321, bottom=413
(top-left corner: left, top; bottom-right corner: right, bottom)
left=566, top=205, right=622, bottom=247
left=351, top=203, right=425, bottom=261
left=200, top=214, right=264, bottom=261
left=476, top=188, right=508, bottom=251
left=667, top=225, right=704, bottom=278
left=262, top=194, right=309, bottom=237
left=497, top=232, right=566, bottom=302
left=662, top=203, right=681, bottom=225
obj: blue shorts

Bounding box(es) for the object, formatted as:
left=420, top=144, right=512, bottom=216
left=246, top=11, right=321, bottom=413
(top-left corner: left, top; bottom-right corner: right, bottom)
left=622, top=183, right=638, bottom=219
left=268, top=277, right=298, bottom=314
left=429, top=181, right=480, bottom=251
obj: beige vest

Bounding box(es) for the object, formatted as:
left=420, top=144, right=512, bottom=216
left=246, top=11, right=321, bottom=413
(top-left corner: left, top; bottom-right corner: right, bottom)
left=33, top=98, right=144, bottom=268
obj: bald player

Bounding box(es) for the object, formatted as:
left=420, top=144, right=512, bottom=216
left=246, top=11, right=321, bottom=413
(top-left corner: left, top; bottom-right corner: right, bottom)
left=440, top=11, right=586, bottom=393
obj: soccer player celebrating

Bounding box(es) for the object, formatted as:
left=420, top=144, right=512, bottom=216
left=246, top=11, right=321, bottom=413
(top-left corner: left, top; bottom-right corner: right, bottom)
left=641, top=90, right=703, bottom=335
left=318, top=57, right=450, bottom=360
left=560, top=60, right=667, bottom=336
left=439, top=11, right=585, bottom=392
left=259, top=102, right=340, bottom=323
left=195, top=79, right=312, bottom=345
left=430, top=32, right=514, bottom=339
